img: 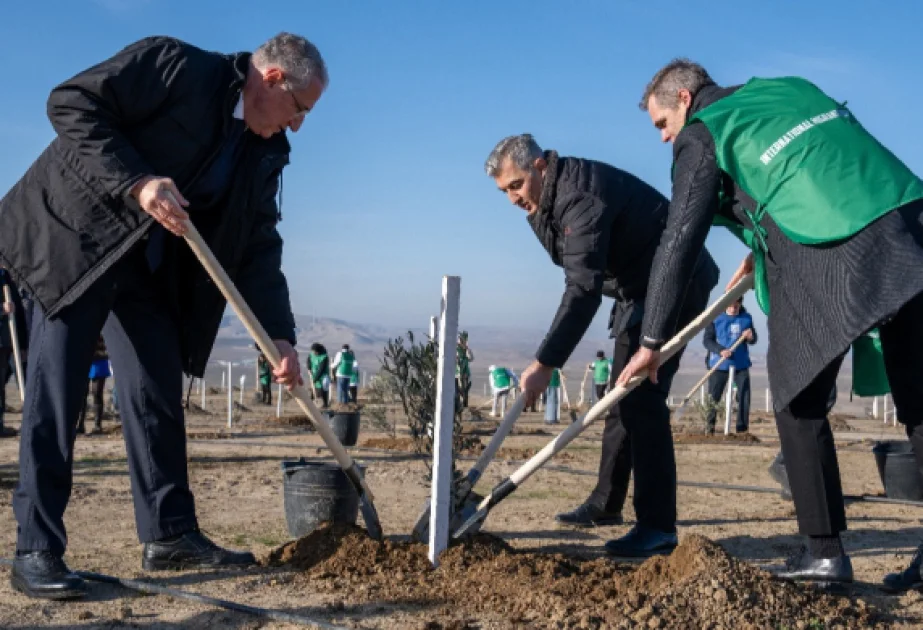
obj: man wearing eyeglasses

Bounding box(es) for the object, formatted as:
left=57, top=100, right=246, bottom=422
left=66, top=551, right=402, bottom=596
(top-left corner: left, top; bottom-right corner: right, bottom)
left=0, top=32, right=326, bottom=600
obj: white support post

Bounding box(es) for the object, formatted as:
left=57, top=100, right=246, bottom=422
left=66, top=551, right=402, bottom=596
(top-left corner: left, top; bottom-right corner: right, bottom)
left=724, top=365, right=735, bottom=435
left=765, top=388, right=771, bottom=413
left=883, top=395, right=888, bottom=424
left=226, top=363, right=233, bottom=428
left=700, top=385, right=706, bottom=406
left=429, top=276, right=460, bottom=567
left=483, top=383, right=487, bottom=397
left=200, top=377, right=206, bottom=410
left=873, top=396, right=879, bottom=419
left=429, top=316, right=438, bottom=340
left=221, top=370, right=226, bottom=391
left=239, top=375, right=246, bottom=405
left=276, top=383, right=283, bottom=417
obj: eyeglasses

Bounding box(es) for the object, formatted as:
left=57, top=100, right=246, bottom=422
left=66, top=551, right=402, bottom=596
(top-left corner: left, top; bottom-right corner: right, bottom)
left=284, top=82, right=311, bottom=115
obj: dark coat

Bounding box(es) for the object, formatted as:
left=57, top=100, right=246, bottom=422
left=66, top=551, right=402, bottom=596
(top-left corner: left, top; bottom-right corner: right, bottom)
left=643, top=84, right=923, bottom=409
left=529, top=151, right=719, bottom=367
left=0, top=37, right=297, bottom=376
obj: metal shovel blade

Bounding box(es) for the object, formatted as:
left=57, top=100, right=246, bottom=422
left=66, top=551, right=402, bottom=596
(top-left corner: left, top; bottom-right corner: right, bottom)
left=359, top=494, right=383, bottom=541
left=411, top=482, right=481, bottom=542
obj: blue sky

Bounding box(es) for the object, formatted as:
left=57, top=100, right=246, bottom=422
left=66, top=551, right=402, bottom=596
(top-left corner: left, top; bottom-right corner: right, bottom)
left=1, top=0, right=921, bottom=351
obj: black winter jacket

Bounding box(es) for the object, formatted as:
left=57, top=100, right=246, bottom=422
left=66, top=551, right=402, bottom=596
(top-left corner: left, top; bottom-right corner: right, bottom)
left=529, top=151, right=718, bottom=367
left=0, top=37, right=296, bottom=377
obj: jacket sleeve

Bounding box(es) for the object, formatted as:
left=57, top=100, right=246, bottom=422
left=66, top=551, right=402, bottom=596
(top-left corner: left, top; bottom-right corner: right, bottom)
left=746, top=316, right=758, bottom=345
left=46, top=37, right=189, bottom=199
left=234, top=173, right=297, bottom=345
left=702, top=322, right=725, bottom=354
left=640, top=124, right=722, bottom=349
left=535, top=194, right=616, bottom=367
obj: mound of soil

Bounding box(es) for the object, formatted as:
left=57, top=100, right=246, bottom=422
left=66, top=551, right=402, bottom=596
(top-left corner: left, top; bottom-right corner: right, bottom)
left=273, top=415, right=317, bottom=429
left=361, top=436, right=419, bottom=452
left=359, top=438, right=574, bottom=462
left=463, top=421, right=552, bottom=437
left=674, top=432, right=761, bottom=445
left=265, top=524, right=880, bottom=629
left=185, top=403, right=212, bottom=416
left=329, top=402, right=362, bottom=413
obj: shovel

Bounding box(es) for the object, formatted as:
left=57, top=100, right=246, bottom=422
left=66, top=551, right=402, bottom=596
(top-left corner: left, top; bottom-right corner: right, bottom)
left=175, top=204, right=383, bottom=540
left=452, top=274, right=754, bottom=539
left=2, top=284, right=25, bottom=402
left=411, top=396, right=526, bottom=541
left=671, top=333, right=749, bottom=424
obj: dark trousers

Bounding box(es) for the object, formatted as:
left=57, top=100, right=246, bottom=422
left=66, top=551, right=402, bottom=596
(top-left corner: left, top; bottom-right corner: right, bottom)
left=585, top=275, right=711, bottom=532
left=777, top=290, right=923, bottom=536
left=705, top=368, right=751, bottom=432
left=594, top=383, right=607, bottom=402
left=349, top=384, right=358, bottom=403
left=76, top=377, right=107, bottom=430
left=260, top=382, right=272, bottom=405
left=13, top=250, right=196, bottom=555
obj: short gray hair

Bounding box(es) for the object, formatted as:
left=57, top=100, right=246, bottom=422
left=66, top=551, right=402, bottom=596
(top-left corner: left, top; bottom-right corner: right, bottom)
left=253, top=32, right=329, bottom=91
left=639, top=58, right=714, bottom=110
left=484, top=134, right=543, bottom=177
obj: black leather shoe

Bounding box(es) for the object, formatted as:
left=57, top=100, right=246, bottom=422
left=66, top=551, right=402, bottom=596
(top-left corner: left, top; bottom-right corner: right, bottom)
left=605, top=525, right=677, bottom=558
left=882, top=545, right=923, bottom=593
left=775, top=546, right=853, bottom=584
left=555, top=503, right=623, bottom=528
left=11, top=551, right=86, bottom=600
left=142, top=530, right=256, bottom=571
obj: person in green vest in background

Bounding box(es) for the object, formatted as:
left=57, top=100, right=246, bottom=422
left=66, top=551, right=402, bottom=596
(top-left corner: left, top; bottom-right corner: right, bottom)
left=456, top=331, right=474, bottom=409
left=488, top=364, right=518, bottom=417
left=622, top=59, right=923, bottom=587
left=331, top=344, right=356, bottom=405
left=545, top=367, right=564, bottom=425
left=588, top=351, right=610, bottom=403
left=308, top=343, right=330, bottom=408
left=257, top=352, right=272, bottom=405
left=349, top=360, right=360, bottom=403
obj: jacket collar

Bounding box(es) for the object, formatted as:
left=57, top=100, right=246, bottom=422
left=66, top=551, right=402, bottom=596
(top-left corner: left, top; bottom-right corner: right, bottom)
left=536, top=150, right=561, bottom=219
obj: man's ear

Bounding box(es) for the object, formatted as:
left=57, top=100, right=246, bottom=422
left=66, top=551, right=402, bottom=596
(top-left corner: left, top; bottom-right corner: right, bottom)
left=678, top=88, right=693, bottom=108
left=534, top=156, right=547, bottom=174
left=263, top=66, right=284, bottom=86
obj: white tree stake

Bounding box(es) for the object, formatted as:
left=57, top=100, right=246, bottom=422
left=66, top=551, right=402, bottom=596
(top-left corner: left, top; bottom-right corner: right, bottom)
left=724, top=365, right=735, bottom=436
left=429, top=276, right=460, bottom=566
left=239, top=375, right=246, bottom=405
left=227, top=363, right=233, bottom=428
left=201, top=377, right=206, bottom=410
left=276, top=383, right=283, bottom=417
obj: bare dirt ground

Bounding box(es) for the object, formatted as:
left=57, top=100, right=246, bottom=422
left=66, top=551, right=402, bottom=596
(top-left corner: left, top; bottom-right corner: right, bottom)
left=0, top=386, right=921, bottom=629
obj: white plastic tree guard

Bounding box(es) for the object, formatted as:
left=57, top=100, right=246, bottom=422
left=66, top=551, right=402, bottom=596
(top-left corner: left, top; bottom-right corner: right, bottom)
left=724, top=365, right=735, bottom=435
left=276, top=383, right=283, bottom=417
left=201, top=377, right=206, bottom=410
left=226, top=363, right=233, bottom=428
left=429, top=276, right=460, bottom=567
left=239, top=375, right=246, bottom=406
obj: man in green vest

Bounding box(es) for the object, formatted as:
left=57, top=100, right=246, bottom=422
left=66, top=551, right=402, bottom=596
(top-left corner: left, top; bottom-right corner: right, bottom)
left=488, top=364, right=518, bottom=418
left=621, top=59, right=923, bottom=587
left=588, top=351, right=610, bottom=403
left=308, top=343, right=330, bottom=408
left=331, top=344, right=355, bottom=405
left=257, top=352, right=272, bottom=405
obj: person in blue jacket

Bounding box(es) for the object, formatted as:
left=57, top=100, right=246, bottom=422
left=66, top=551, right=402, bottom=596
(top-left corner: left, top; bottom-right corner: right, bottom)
left=703, top=296, right=758, bottom=433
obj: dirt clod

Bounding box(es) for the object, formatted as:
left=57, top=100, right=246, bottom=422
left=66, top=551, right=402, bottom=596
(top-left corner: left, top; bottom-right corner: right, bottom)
left=265, top=525, right=881, bottom=629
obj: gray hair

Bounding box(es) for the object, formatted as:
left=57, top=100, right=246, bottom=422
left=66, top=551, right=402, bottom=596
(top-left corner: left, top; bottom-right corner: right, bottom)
left=484, top=134, right=543, bottom=177
left=253, top=32, right=329, bottom=91
left=639, top=58, right=714, bottom=110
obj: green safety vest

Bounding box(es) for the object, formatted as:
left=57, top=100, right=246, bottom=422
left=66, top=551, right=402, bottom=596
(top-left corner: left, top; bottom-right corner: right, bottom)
left=592, top=359, right=609, bottom=385
left=336, top=350, right=355, bottom=377
left=258, top=359, right=272, bottom=386
left=685, top=76, right=915, bottom=396
left=456, top=345, right=471, bottom=377
left=350, top=365, right=359, bottom=386
left=309, top=353, right=328, bottom=387
left=490, top=367, right=511, bottom=389
left=549, top=369, right=561, bottom=388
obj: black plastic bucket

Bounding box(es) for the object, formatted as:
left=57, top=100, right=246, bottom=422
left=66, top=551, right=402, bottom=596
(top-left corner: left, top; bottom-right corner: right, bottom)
left=327, top=411, right=360, bottom=447
left=281, top=459, right=362, bottom=537
left=872, top=440, right=923, bottom=501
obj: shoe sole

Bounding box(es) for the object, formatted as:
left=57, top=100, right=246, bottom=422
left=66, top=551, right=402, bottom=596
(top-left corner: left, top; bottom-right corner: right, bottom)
left=11, top=575, right=86, bottom=600
left=555, top=519, right=624, bottom=529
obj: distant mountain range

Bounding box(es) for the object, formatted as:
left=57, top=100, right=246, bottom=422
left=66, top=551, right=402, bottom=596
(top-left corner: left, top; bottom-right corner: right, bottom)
left=206, top=312, right=768, bottom=380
